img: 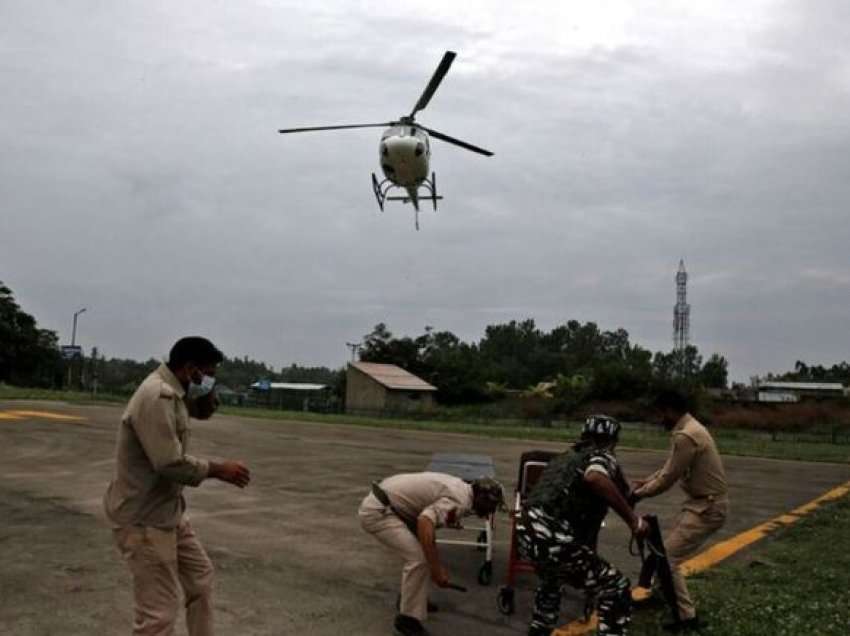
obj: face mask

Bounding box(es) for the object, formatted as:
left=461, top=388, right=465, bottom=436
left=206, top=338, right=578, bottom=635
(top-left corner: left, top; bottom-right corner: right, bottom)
left=187, top=373, right=216, bottom=399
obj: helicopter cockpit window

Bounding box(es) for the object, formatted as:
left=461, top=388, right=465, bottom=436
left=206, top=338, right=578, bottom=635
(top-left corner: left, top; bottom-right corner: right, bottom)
left=415, top=142, right=424, bottom=157
left=382, top=163, right=395, bottom=174
left=410, top=127, right=416, bottom=136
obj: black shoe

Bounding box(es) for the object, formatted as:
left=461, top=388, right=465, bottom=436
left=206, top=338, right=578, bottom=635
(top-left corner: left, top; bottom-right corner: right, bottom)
left=393, top=614, right=430, bottom=636
left=395, top=594, right=438, bottom=613
left=663, top=616, right=705, bottom=632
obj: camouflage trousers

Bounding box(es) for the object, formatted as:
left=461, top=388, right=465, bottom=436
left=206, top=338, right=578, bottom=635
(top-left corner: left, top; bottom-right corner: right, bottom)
left=517, top=507, right=632, bottom=636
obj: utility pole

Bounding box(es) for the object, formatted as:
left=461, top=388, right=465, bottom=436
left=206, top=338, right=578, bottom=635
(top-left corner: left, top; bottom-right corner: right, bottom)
left=346, top=342, right=362, bottom=361
left=90, top=346, right=99, bottom=397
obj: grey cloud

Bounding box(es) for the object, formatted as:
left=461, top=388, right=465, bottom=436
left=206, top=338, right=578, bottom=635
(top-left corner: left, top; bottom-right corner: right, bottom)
left=2, top=0, right=850, bottom=381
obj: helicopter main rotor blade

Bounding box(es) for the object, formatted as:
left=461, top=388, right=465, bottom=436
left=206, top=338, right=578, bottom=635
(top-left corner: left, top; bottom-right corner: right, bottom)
left=278, top=123, right=394, bottom=134
left=418, top=125, right=494, bottom=157
left=409, top=51, right=457, bottom=118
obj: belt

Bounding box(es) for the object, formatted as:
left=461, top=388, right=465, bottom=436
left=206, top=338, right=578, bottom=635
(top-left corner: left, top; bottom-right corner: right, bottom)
left=371, top=482, right=418, bottom=534
left=371, top=481, right=393, bottom=507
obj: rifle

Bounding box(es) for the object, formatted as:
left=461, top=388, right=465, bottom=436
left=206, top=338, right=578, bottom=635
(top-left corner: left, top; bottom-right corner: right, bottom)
left=633, top=514, right=680, bottom=623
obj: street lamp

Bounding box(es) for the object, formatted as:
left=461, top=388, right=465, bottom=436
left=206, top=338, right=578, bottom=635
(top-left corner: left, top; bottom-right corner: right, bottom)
left=346, top=342, right=362, bottom=361
left=66, top=307, right=87, bottom=391
left=71, top=307, right=87, bottom=347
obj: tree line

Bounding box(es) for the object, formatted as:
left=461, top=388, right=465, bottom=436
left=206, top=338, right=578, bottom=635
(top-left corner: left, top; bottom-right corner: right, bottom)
left=0, top=281, right=342, bottom=394
left=772, top=360, right=850, bottom=385
left=14, top=278, right=838, bottom=411
left=87, top=355, right=342, bottom=395
left=358, top=321, right=730, bottom=406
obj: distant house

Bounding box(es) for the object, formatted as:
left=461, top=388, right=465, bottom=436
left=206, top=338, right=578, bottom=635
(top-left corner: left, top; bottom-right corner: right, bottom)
left=345, top=362, right=437, bottom=414
left=757, top=381, right=846, bottom=403
left=250, top=381, right=332, bottom=411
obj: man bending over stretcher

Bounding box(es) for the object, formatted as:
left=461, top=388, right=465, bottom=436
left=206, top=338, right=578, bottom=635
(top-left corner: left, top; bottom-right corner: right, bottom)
left=358, top=472, right=504, bottom=636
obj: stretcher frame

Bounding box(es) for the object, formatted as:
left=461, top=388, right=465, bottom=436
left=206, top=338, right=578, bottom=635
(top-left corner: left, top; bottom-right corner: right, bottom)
left=426, top=452, right=497, bottom=585
left=497, top=450, right=559, bottom=615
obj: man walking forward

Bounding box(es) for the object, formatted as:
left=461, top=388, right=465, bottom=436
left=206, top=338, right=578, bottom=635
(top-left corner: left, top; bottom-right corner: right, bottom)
left=104, top=336, right=251, bottom=635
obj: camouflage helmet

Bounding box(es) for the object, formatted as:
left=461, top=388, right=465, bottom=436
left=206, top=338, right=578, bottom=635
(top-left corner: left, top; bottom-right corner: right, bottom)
left=471, top=477, right=506, bottom=514
left=582, top=414, right=621, bottom=439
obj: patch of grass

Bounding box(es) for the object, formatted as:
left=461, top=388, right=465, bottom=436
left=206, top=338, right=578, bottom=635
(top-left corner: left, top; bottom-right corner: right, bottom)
left=0, top=385, right=125, bottom=404
left=631, top=494, right=850, bottom=635
left=219, top=406, right=850, bottom=464
left=2, top=385, right=849, bottom=463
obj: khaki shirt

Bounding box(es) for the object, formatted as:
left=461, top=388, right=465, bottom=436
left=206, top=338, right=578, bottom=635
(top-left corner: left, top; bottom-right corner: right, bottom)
left=103, top=364, right=209, bottom=529
left=373, top=472, right=473, bottom=528
left=636, top=413, right=728, bottom=511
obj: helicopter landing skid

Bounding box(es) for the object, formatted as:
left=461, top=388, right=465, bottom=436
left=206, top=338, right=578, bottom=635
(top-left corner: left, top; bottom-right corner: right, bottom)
left=372, top=173, right=443, bottom=229
left=371, top=173, right=388, bottom=212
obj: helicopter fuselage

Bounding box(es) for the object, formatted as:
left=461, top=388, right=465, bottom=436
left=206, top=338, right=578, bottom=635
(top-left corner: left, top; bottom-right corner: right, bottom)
left=379, top=125, right=430, bottom=188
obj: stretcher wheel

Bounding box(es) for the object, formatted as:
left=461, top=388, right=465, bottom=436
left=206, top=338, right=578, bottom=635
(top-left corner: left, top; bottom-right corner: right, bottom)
left=478, top=560, right=493, bottom=586
left=497, top=586, right=515, bottom=615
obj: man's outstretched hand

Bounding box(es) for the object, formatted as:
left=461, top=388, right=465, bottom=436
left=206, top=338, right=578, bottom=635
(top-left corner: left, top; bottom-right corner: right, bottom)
left=209, top=460, right=251, bottom=488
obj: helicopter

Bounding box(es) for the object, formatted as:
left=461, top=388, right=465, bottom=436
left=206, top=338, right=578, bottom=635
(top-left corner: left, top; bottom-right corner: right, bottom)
left=278, top=51, right=493, bottom=230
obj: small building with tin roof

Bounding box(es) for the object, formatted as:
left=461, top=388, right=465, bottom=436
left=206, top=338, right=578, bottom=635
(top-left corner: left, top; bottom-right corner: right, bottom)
left=250, top=380, right=332, bottom=411
left=757, top=381, right=847, bottom=403
left=346, top=361, right=437, bottom=414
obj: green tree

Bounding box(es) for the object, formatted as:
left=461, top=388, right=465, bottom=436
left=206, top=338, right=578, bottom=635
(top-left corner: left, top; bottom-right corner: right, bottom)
left=700, top=354, right=729, bottom=389
left=0, top=282, right=62, bottom=387
left=478, top=319, right=542, bottom=389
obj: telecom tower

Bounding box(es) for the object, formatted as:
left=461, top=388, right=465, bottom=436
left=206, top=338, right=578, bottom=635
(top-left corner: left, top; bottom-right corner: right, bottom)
left=673, top=259, right=690, bottom=351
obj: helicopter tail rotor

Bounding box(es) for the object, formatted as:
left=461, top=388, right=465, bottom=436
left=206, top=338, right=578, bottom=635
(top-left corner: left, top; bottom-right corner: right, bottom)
left=409, top=50, right=456, bottom=118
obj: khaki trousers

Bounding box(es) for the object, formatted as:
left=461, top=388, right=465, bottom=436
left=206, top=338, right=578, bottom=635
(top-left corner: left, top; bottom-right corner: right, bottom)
left=358, top=494, right=429, bottom=622
left=665, top=500, right=727, bottom=621
left=113, top=520, right=215, bottom=636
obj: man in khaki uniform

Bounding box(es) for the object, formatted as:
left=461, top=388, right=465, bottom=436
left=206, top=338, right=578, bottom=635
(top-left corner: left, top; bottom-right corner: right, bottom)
left=104, top=336, right=251, bottom=636
left=358, top=472, right=504, bottom=636
left=633, top=390, right=728, bottom=633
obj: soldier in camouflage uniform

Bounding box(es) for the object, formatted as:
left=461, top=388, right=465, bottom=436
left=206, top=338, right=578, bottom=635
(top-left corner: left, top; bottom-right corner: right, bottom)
left=517, top=415, right=647, bottom=636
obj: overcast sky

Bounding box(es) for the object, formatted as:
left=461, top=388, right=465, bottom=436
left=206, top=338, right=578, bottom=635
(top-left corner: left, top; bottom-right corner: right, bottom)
left=2, top=1, right=849, bottom=382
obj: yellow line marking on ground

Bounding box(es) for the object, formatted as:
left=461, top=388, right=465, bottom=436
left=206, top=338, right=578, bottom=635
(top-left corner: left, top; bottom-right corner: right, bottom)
left=552, top=479, right=850, bottom=636
left=0, top=409, right=85, bottom=422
